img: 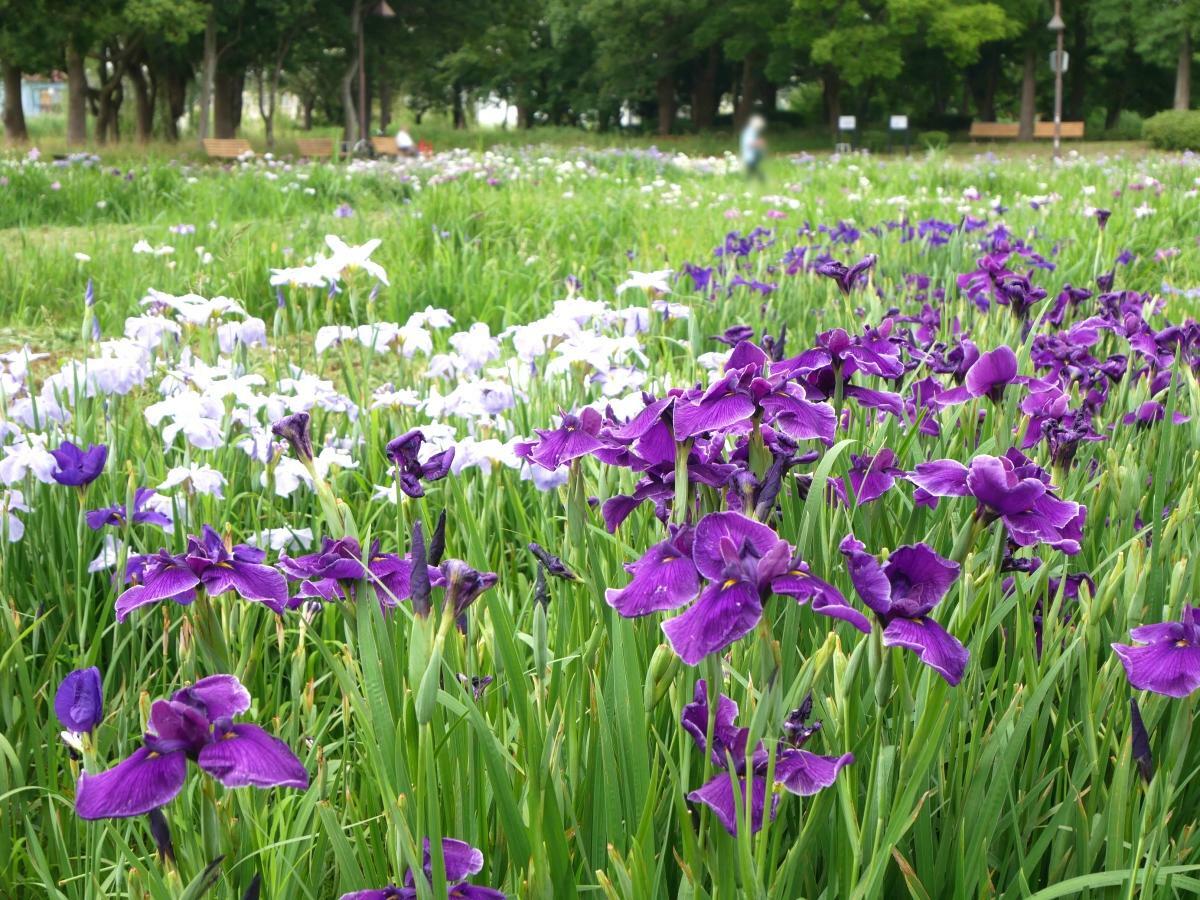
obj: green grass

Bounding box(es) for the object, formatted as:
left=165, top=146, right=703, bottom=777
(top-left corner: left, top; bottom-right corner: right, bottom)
left=1, top=145, right=1200, bottom=898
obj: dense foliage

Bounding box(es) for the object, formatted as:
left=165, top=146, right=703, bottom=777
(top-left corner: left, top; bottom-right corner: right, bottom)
left=0, top=0, right=1197, bottom=144
left=1144, top=111, right=1200, bottom=151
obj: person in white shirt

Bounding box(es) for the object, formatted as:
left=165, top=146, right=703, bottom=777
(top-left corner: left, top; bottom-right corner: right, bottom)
left=740, top=114, right=766, bottom=180
left=395, top=128, right=417, bottom=157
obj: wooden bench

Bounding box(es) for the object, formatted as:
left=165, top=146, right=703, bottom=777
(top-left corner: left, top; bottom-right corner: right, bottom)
left=1034, top=121, right=1084, bottom=139
left=371, top=135, right=397, bottom=157
left=295, top=137, right=334, bottom=159
left=968, top=122, right=1019, bottom=140
left=202, top=138, right=253, bottom=159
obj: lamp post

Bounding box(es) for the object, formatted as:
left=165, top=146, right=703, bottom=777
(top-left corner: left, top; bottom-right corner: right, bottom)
left=1047, top=0, right=1065, bottom=160
left=358, top=1, right=396, bottom=146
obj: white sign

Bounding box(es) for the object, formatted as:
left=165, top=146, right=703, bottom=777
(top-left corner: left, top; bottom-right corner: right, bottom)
left=838, top=115, right=857, bottom=131
left=889, top=115, right=909, bottom=130
left=1049, top=50, right=1069, bottom=73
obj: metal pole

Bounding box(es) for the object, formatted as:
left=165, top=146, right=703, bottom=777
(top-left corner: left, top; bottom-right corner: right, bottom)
left=1053, top=0, right=1063, bottom=160
left=355, top=6, right=364, bottom=145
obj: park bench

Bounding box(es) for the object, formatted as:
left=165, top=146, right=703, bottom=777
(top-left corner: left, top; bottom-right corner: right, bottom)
left=968, top=122, right=1019, bottom=140
left=369, top=135, right=430, bottom=158
left=1034, top=121, right=1084, bottom=139
left=969, top=121, right=1085, bottom=141
left=295, top=137, right=335, bottom=159
left=202, top=138, right=254, bottom=159
left=371, top=135, right=397, bottom=157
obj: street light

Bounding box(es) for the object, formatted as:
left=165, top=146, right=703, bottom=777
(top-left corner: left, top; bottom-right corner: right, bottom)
left=359, top=1, right=396, bottom=146
left=1047, top=0, right=1065, bottom=160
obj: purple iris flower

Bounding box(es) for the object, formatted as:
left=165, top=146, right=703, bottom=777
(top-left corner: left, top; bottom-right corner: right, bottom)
left=339, top=838, right=505, bottom=899
left=909, top=450, right=1087, bottom=555
left=928, top=337, right=980, bottom=385
left=85, top=487, right=171, bottom=531
left=957, top=252, right=1011, bottom=311
left=711, top=325, right=755, bottom=346
left=281, top=536, right=446, bottom=611
left=55, top=667, right=103, bottom=734
left=272, top=412, right=314, bottom=464
left=682, top=681, right=852, bottom=835
left=605, top=512, right=869, bottom=665
left=114, top=550, right=199, bottom=621
left=814, top=254, right=877, bottom=295
left=829, top=448, right=904, bottom=505
left=839, top=535, right=967, bottom=685
left=50, top=440, right=108, bottom=487
left=115, top=526, right=289, bottom=622
left=671, top=343, right=836, bottom=444
left=1094, top=208, right=1111, bottom=230
left=1112, top=606, right=1200, bottom=698
left=1122, top=401, right=1190, bottom=427
left=74, top=674, right=307, bottom=819
left=750, top=370, right=837, bottom=445
left=673, top=369, right=757, bottom=439
left=386, top=430, right=456, bottom=498
left=279, top=537, right=369, bottom=603
left=439, top=559, right=500, bottom=618
left=994, top=272, right=1047, bottom=320
left=811, top=321, right=904, bottom=379
left=515, top=408, right=602, bottom=471
left=964, top=345, right=1018, bottom=403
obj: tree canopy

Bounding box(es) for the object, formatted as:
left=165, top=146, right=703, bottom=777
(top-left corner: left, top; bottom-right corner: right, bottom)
left=0, top=0, right=1194, bottom=144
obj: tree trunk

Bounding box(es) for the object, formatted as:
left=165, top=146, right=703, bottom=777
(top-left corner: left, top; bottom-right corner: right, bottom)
left=340, top=62, right=358, bottom=144
left=691, top=46, right=718, bottom=130
left=822, top=68, right=840, bottom=134
left=2, top=61, right=28, bottom=142
left=516, top=103, right=532, bottom=129
left=95, top=56, right=113, bottom=145
left=1175, top=31, right=1192, bottom=110
left=1018, top=44, right=1036, bottom=140
left=761, top=82, right=778, bottom=113
left=655, top=74, right=674, bottom=136
left=341, top=0, right=361, bottom=145
left=66, top=37, right=88, bottom=145
left=363, top=70, right=373, bottom=135
left=198, top=9, right=216, bottom=143
left=213, top=69, right=243, bottom=138
left=162, top=66, right=186, bottom=141
left=979, top=52, right=998, bottom=120
left=452, top=81, right=466, bottom=129
left=129, top=63, right=153, bottom=143
left=734, top=52, right=761, bottom=129
left=378, top=77, right=392, bottom=134
left=112, top=82, right=122, bottom=141
left=302, top=97, right=314, bottom=130
left=230, top=71, right=243, bottom=131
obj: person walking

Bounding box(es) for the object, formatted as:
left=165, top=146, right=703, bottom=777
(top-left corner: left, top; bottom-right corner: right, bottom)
left=740, top=114, right=767, bottom=180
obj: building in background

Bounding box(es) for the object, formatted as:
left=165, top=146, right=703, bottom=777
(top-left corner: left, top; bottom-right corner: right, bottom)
left=0, top=75, right=66, bottom=119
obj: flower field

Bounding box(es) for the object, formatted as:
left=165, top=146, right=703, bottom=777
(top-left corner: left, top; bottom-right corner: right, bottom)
left=4, top=145, right=1200, bottom=898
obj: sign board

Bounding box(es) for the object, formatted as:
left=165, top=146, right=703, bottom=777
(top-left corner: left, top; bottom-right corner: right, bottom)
left=838, top=115, right=857, bottom=131
left=889, top=115, right=909, bottom=130
left=1049, top=50, right=1069, bottom=73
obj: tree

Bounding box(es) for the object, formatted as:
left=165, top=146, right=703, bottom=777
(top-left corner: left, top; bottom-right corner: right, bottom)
left=786, top=0, right=1015, bottom=130
left=0, top=0, right=56, bottom=142
left=579, top=0, right=706, bottom=135
left=1126, top=0, right=1199, bottom=110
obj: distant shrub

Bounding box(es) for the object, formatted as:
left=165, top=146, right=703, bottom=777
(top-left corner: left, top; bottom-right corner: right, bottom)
left=919, top=130, right=949, bottom=149
left=861, top=129, right=889, bottom=152
left=1143, top=110, right=1200, bottom=151
left=1086, top=109, right=1144, bottom=141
